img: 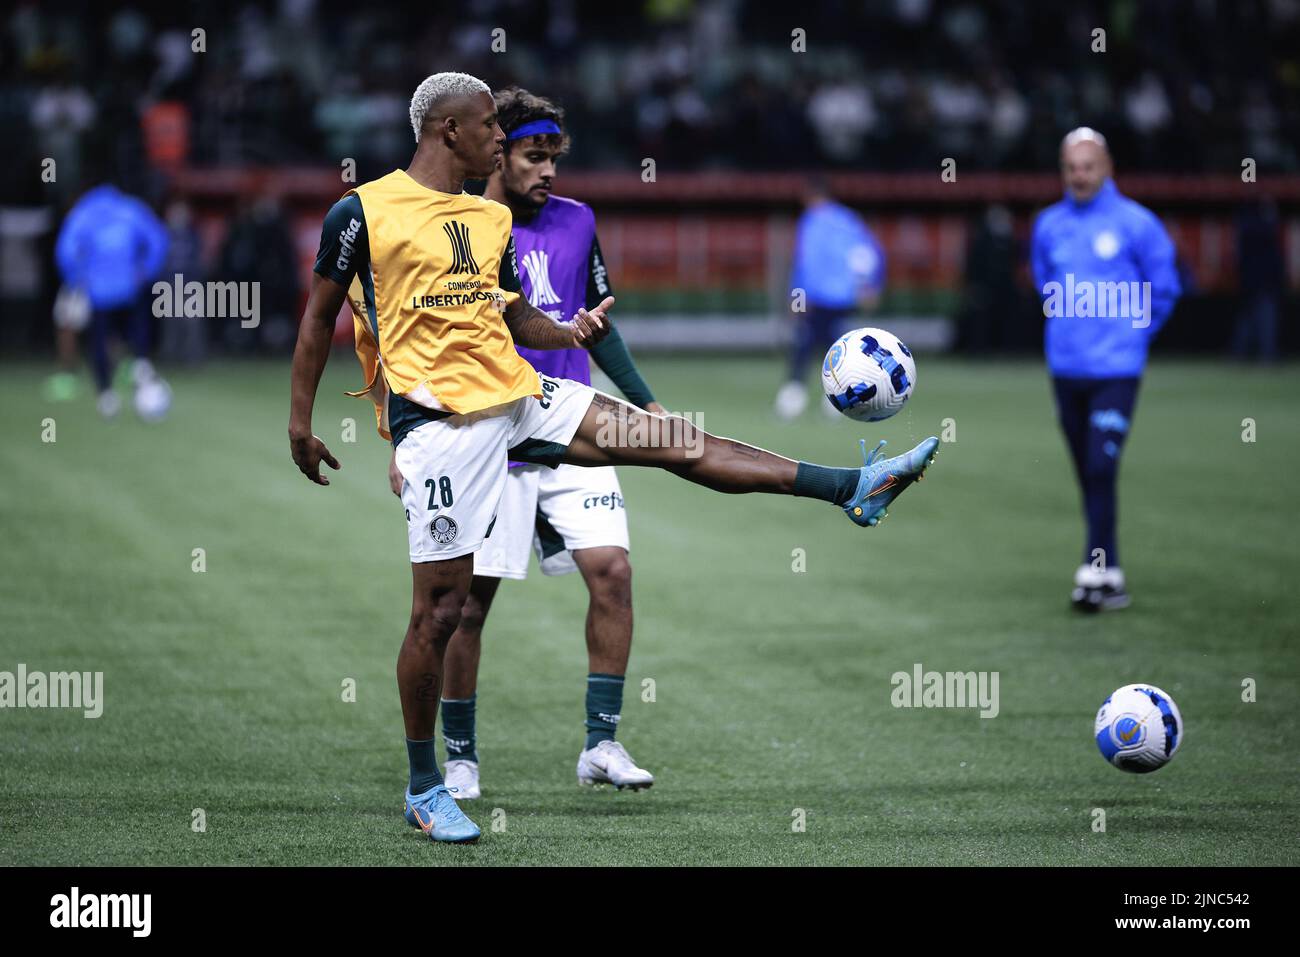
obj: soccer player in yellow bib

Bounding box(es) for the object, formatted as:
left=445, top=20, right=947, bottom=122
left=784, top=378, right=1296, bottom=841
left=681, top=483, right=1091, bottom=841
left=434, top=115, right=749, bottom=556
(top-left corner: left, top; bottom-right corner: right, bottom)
left=288, top=72, right=941, bottom=844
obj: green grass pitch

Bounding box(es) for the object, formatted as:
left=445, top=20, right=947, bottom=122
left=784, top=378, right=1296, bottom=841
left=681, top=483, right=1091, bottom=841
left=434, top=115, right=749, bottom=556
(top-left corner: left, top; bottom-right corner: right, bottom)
left=1, top=355, right=1297, bottom=866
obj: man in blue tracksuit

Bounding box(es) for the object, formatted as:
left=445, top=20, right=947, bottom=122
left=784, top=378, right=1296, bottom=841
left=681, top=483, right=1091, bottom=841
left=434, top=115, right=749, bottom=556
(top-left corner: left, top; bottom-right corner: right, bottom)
left=55, top=182, right=170, bottom=418
left=776, top=176, right=886, bottom=419
left=1031, top=128, right=1182, bottom=612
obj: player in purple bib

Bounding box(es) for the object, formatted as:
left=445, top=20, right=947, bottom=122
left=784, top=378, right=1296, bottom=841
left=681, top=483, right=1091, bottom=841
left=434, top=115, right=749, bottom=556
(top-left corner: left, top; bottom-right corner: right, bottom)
left=433, top=89, right=666, bottom=797
left=511, top=193, right=602, bottom=386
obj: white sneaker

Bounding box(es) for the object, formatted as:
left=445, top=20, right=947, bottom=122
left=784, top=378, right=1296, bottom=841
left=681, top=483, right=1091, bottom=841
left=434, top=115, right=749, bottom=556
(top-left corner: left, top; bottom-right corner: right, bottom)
left=577, top=740, right=654, bottom=790
left=774, top=381, right=808, bottom=420
left=443, top=759, right=480, bottom=800
left=97, top=390, right=122, bottom=419
left=1073, top=564, right=1125, bottom=590
left=1071, top=564, right=1130, bottom=612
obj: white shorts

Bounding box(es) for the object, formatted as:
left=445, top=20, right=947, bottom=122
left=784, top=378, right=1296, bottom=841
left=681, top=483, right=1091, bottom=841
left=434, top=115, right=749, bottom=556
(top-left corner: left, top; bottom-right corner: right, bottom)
left=475, top=463, right=629, bottom=580
left=394, top=375, right=596, bottom=563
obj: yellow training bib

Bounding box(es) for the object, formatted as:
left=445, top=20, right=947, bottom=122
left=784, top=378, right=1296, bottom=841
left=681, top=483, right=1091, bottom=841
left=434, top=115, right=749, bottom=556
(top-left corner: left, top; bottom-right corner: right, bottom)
left=349, top=170, right=540, bottom=415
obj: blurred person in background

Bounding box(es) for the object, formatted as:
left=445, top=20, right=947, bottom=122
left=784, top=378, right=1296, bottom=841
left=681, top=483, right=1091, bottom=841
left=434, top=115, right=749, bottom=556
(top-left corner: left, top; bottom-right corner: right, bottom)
left=157, top=197, right=208, bottom=365
left=775, top=175, right=885, bottom=420
left=54, top=177, right=170, bottom=419
left=1233, top=198, right=1283, bottom=363
left=45, top=283, right=91, bottom=402
left=1031, top=128, right=1182, bottom=613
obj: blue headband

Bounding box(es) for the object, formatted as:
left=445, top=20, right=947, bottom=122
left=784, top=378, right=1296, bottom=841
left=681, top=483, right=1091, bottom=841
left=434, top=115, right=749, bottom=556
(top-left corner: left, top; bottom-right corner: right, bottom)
left=507, top=119, right=562, bottom=141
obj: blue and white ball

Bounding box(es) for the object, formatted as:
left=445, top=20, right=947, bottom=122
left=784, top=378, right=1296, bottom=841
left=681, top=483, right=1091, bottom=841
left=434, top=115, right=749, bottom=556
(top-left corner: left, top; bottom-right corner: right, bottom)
left=821, top=327, right=916, bottom=422
left=1095, top=683, right=1183, bottom=773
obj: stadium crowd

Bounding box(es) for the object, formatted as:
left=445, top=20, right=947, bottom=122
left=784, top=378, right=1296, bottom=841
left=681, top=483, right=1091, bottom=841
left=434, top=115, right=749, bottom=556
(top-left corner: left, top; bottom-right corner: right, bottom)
left=0, top=0, right=1291, bottom=364
left=2, top=0, right=1298, bottom=197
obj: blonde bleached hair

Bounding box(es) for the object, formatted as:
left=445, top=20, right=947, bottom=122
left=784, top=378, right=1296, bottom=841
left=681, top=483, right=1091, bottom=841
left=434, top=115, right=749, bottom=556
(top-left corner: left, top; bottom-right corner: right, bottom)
left=409, top=72, right=491, bottom=143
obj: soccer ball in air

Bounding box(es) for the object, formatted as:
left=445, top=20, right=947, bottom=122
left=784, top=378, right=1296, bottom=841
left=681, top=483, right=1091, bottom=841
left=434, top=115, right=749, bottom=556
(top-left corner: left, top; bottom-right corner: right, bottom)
left=1094, top=683, right=1183, bottom=773
left=822, top=327, right=916, bottom=422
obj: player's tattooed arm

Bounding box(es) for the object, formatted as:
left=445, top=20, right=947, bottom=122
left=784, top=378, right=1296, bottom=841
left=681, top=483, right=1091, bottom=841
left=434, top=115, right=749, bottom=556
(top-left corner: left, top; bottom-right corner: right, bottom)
left=724, top=439, right=763, bottom=460
left=503, top=295, right=614, bottom=351
left=502, top=297, right=570, bottom=348
left=289, top=272, right=348, bottom=485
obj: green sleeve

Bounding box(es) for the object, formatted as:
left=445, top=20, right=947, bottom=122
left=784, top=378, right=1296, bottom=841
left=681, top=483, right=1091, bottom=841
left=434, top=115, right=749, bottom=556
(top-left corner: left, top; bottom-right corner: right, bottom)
left=583, top=230, right=655, bottom=407
left=313, top=193, right=368, bottom=286
left=585, top=232, right=613, bottom=308
left=500, top=235, right=522, bottom=293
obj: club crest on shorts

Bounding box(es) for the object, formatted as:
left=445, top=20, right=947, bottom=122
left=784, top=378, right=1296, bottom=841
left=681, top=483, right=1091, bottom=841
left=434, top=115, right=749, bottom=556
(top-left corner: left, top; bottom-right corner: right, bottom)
left=429, top=515, right=459, bottom=544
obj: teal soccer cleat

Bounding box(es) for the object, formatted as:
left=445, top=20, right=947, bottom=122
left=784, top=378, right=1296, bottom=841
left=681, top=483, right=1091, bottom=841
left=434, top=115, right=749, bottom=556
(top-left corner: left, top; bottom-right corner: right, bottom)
left=404, top=785, right=481, bottom=843
left=843, top=436, right=940, bottom=527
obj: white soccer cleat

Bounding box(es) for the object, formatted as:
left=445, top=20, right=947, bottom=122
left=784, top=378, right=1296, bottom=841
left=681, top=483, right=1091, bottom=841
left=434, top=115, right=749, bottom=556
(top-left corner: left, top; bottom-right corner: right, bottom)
left=577, top=740, right=654, bottom=791
left=443, top=759, right=480, bottom=800
left=774, top=380, right=808, bottom=421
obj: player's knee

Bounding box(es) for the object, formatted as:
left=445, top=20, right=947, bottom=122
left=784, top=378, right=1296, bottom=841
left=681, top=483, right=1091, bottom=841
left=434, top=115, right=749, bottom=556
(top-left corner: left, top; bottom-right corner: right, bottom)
left=408, top=601, right=462, bottom=648
left=587, top=552, right=632, bottom=607
left=456, top=602, right=488, bottom=637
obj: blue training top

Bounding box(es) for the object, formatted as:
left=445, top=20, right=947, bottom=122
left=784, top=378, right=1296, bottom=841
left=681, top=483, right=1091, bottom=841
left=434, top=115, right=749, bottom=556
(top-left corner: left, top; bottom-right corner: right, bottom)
left=790, top=200, right=885, bottom=310
left=1030, top=178, right=1181, bottom=378
left=55, top=185, right=169, bottom=310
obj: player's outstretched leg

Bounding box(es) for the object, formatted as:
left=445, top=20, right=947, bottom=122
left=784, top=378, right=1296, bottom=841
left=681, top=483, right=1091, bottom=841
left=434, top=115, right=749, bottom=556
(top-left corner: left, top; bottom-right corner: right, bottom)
left=563, top=394, right=940, bottom=527
left=399, top=556, right=481, bottom=843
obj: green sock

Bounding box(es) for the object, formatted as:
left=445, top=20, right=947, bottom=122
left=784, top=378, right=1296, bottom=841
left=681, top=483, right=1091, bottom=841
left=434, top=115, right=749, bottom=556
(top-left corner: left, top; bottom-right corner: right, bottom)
left=793, top=462, right=861, bottom=505
left=585, top=673, right=624, bottom=750
left=405, top=737, right=443, bottom=795
left=440, top=695, right=478, bottom=764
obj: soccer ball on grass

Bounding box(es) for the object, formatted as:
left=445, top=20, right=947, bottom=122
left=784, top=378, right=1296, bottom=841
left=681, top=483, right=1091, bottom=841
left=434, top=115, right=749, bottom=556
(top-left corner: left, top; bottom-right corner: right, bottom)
left=1094, top=683, right=1183, bottom=773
